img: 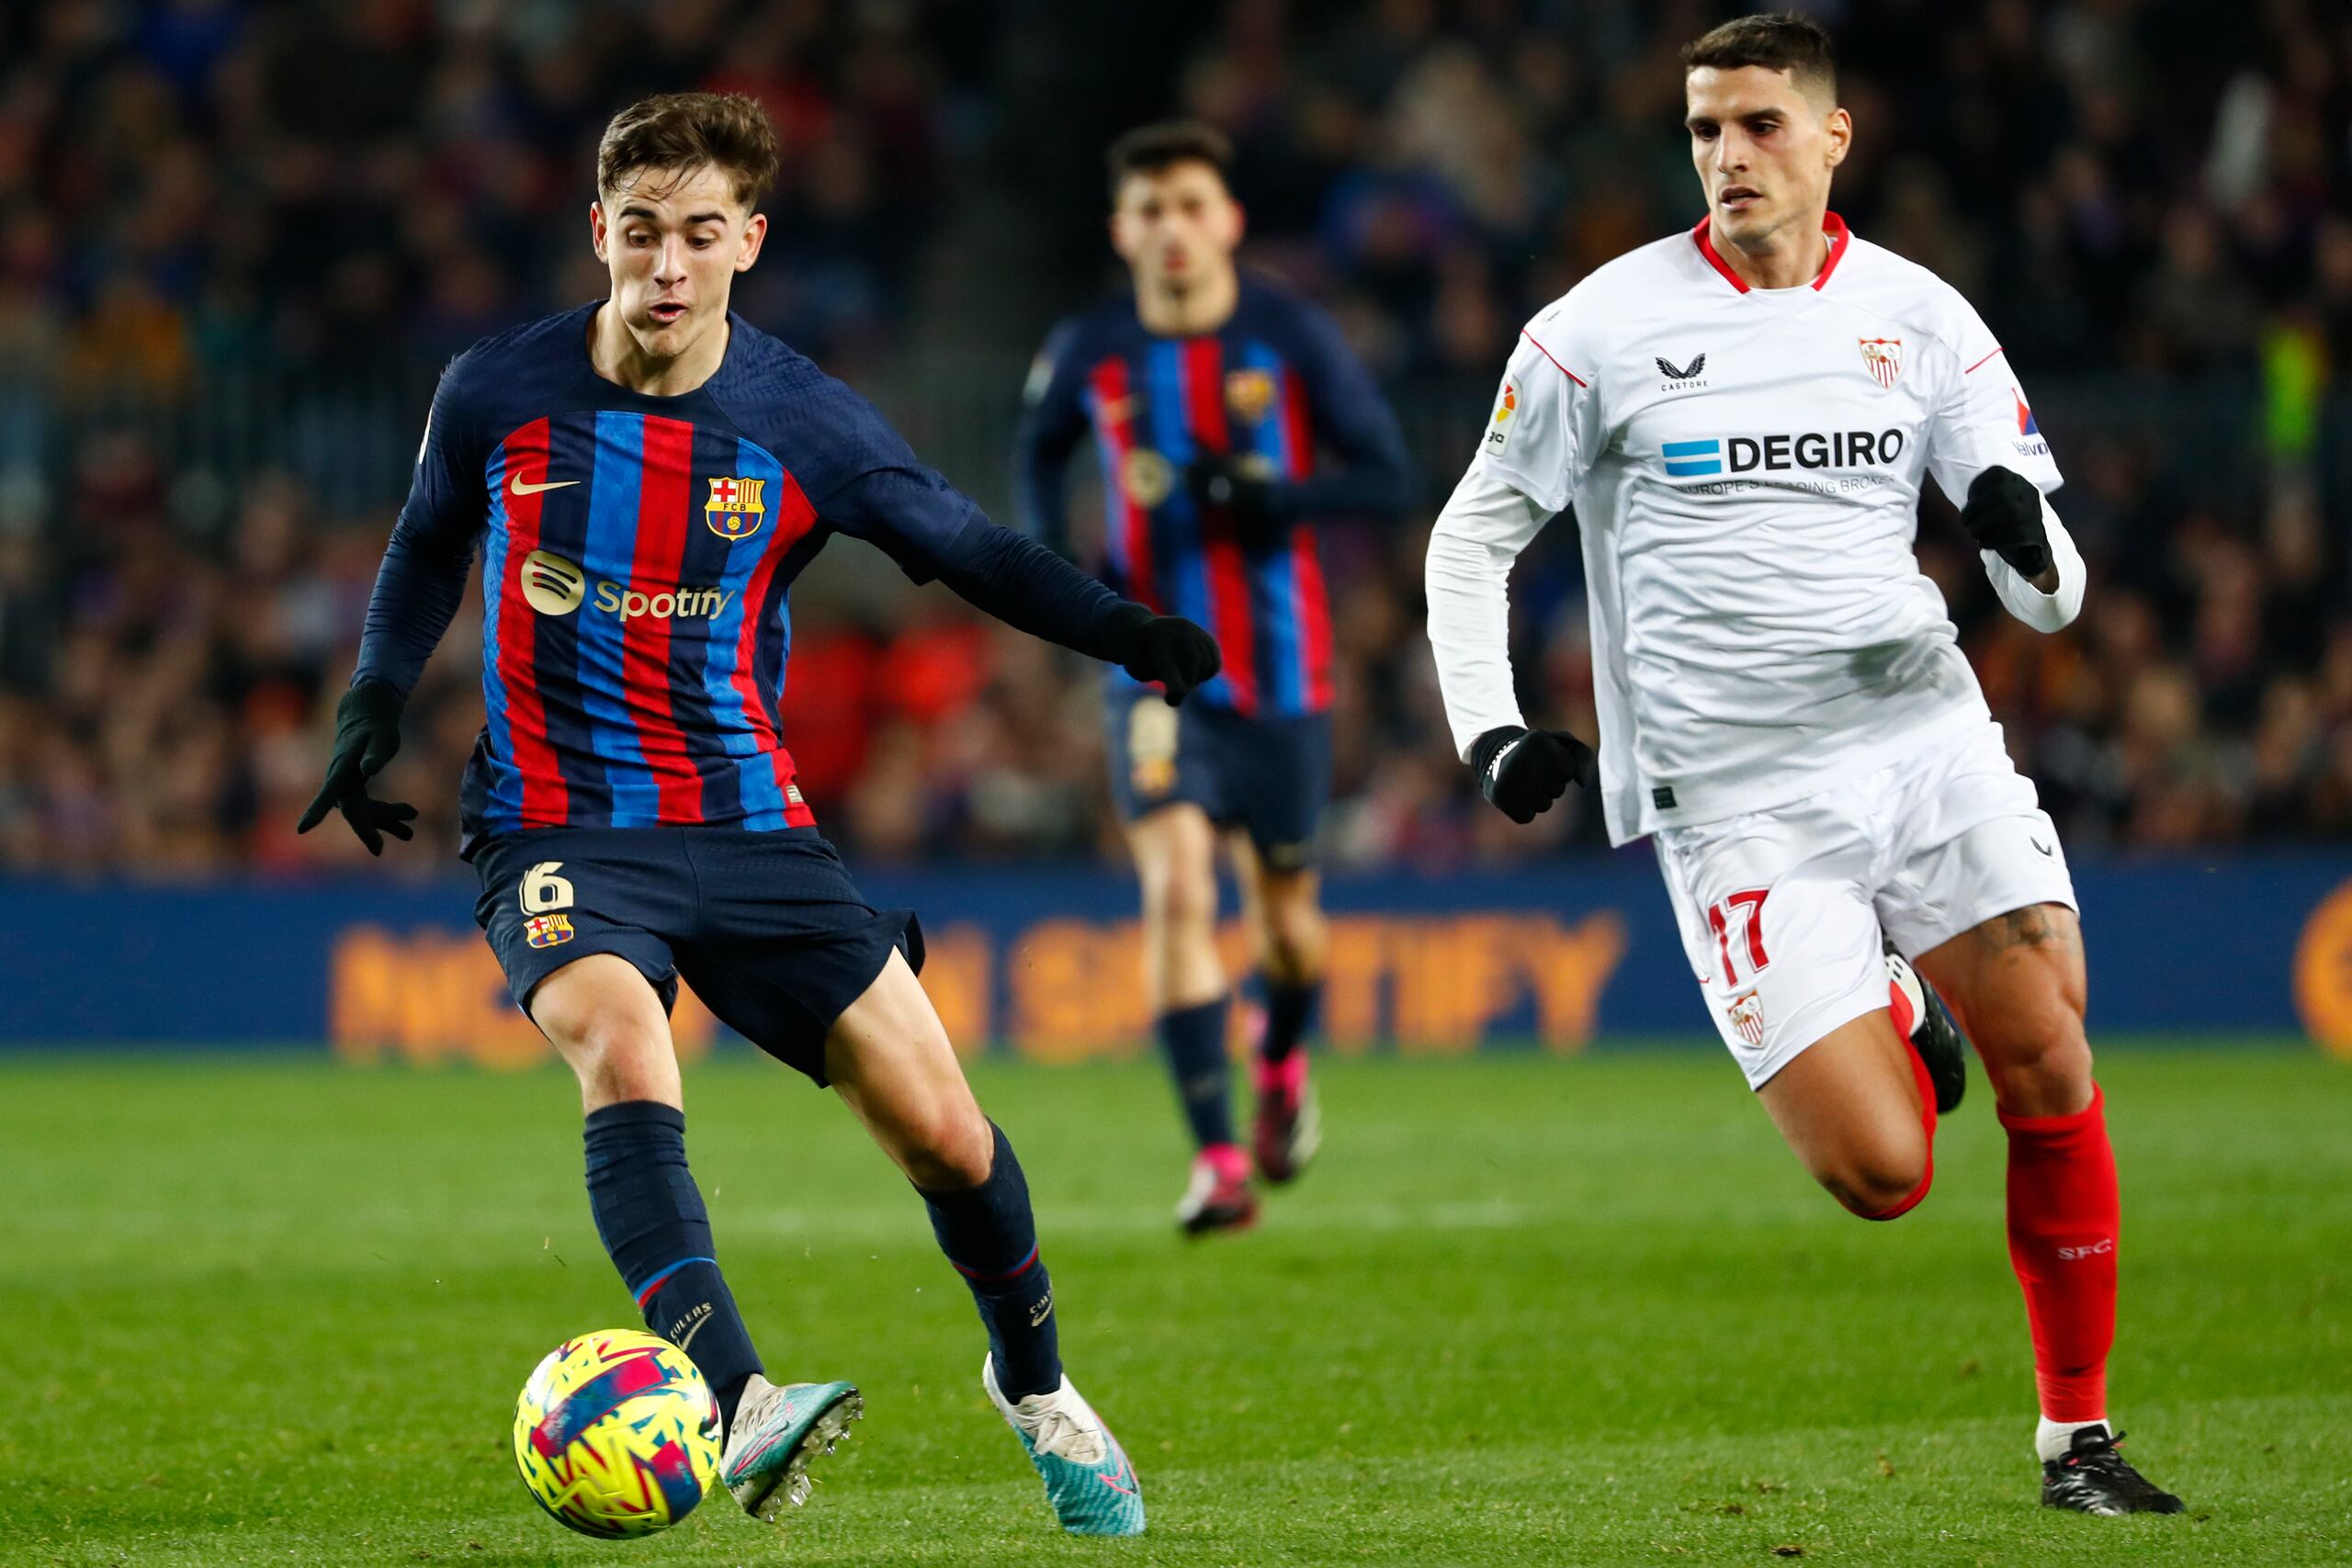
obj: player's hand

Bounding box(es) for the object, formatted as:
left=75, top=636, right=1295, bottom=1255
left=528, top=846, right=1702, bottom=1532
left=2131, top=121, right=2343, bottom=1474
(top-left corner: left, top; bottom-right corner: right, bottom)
left=297, top=677, right=418, bottom=856
left=1961, top=465, right=2050, bottom=580
left=1469, top=725, right=1595, bottom=825
left=1186, top=456, right=1284, bottom=549
left=1107, top=605, right=1222, bottom=706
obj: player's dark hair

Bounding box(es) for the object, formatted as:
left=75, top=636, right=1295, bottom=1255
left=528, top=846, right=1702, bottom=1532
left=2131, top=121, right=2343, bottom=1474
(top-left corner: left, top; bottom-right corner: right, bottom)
left=1680, top=13, right=1837, bottom=102
left=596, top=92, right=781, bottom=209
left=1105, top=119, right=1234, bottom=203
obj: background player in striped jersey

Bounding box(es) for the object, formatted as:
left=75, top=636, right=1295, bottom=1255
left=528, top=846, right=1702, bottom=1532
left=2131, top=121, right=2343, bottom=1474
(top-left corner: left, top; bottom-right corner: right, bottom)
left=1016, top=123, right=1412, bottom=1235
left=298, top=92, right=1222, bottom=1538
left=1426, top=15, right=2182, bottom=1517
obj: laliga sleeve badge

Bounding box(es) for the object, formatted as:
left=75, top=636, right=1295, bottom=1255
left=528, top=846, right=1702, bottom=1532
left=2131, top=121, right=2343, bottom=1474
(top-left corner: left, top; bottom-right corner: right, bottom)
left=1486, top=380, right=1516, bottom=451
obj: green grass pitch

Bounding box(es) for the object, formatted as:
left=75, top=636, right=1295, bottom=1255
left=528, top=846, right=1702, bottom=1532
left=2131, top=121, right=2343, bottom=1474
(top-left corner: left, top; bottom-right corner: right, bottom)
left=3, top=1046, right=2346, bottom=1565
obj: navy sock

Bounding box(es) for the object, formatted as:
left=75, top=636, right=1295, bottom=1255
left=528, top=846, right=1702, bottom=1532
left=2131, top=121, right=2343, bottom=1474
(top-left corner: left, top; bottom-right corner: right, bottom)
left=1158, top=996, right=1235, bottom=1149
left=920, top=1123, right=1061, bottom=1401
left=1257, top=976, right=1322, bottom=1065
left=582, top=1101, right=763, bottom=1434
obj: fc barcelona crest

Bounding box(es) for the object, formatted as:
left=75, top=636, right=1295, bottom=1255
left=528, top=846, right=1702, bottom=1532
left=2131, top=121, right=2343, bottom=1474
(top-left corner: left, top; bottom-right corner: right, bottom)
left=706, top=475, right=765, bottom=540
left=1225, top=368, right=1276, bottom=424
left=1858, top=337, right=1904, bottom=390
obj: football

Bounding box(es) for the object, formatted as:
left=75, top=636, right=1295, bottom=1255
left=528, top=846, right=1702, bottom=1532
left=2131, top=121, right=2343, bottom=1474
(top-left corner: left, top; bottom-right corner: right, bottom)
left=511, top=1329, right=723, bottom=1538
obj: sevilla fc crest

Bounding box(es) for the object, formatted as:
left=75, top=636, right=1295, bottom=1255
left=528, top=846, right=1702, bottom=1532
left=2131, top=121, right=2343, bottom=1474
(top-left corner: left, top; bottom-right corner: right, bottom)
left=1858, top=337, right=1903, bottom=389
left=706, top=475, right=766, bottom=540
left=1727, top=988, right=1765, bottom=1047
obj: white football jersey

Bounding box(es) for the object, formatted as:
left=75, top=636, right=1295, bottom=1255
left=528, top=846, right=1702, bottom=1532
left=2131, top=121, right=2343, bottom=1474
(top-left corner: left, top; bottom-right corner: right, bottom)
left=1440, top=213, right=2081, bottom=846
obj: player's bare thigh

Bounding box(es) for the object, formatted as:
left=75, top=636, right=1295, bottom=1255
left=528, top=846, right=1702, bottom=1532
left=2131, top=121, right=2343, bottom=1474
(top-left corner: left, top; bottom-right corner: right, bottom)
left=1227, top=829, right=1324, bottom=983
left=1125, top=803, right=1224, bottom=1006
left=529, top=953, right=683, bottom=1113
left=1917, top=902, right=2091, bottom=1119
left=824, top=947, right=994, bottom=1190
left=1754, top=1006, right=1928, bottom=1217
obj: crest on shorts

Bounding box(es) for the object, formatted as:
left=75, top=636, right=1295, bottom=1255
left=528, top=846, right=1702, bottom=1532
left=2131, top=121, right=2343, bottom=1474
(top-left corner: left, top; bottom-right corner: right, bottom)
left=1727, top=989, right=1765, bottom=1047
left=1858, top=337, right=1903, bottom=390
left=525, top=913, right=575, bottom=950
left=1226, top=368, right=1277, bottom=424
left=706, top=475, right=765, bottom=540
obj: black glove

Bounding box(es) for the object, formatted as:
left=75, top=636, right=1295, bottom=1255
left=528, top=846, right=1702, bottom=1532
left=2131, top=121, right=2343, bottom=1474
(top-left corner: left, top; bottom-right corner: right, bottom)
left=1469, top=725, right=1596, bottom=825
left=1104, top=603, right=1222, bottom=706
left=1186, top=455, right=1285, bottom=549
left=1961, top=465, right=2050, bottom=580
left=296, top=677, right=418, bottom=855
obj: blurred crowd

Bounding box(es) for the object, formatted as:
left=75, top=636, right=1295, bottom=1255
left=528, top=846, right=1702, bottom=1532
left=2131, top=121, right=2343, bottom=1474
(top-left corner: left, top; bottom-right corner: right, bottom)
left=1, top=0, right=2349, bottom=874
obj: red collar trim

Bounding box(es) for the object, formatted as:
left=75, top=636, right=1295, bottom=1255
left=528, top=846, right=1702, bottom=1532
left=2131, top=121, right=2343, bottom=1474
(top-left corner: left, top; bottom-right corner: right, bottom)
left=1691, top=210, right=1851, bottom=294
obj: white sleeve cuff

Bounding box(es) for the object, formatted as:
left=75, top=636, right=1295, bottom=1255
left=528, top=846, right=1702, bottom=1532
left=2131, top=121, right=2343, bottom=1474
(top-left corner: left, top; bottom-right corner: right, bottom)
left=1982, top=492, right=2085, bottom=632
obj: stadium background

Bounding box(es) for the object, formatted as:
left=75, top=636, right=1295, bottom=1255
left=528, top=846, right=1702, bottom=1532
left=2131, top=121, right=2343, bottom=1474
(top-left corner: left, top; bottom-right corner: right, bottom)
left=1, top=0, right=2349, bottom=1054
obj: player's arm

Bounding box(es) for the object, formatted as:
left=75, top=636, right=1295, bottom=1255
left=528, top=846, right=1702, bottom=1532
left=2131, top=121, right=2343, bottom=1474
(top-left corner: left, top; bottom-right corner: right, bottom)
left=1189, top=312, right=1414, bottom=542
left=1923, top=310, right=2085, bottom=633
left=297, top=363, right=486, bottom=852
left=1010, top=321, right=1091, bottom=558
left=1424, top=320, right=1598, bottom=822
left=817, top=390, right=1219, bottom=705
left=1271, top=310, right=1414, bottom=521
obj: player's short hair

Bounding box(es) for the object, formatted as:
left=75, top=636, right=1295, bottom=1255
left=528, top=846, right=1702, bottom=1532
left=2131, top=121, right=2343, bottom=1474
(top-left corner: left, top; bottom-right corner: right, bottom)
left=1680, top=13, right=1837, bottom=105
left=1105, top=120, right=1234, bottom=203
left=596, top=92, right=781, bottom=210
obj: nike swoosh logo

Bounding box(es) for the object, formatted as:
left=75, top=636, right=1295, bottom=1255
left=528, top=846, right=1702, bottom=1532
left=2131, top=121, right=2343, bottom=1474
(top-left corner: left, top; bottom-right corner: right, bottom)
left=1486, top=737, right=1525, bottom=786
left=1098, top=1467, right=1137, bottom=1496
left=2031, top=838, right=2054, bottom=856
left=510, top=474, right=580, bottom=496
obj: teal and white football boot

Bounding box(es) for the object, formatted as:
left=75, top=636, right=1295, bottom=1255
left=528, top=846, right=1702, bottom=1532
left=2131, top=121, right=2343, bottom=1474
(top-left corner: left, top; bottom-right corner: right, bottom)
left=982, top=1356, right=1145, bottom=1537
left=720, top=1373, right=863, bottom=1522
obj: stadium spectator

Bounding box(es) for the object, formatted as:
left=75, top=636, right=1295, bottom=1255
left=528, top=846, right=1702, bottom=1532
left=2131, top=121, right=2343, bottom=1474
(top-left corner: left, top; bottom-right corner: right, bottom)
left=0, top=0, right=2346, bottom=872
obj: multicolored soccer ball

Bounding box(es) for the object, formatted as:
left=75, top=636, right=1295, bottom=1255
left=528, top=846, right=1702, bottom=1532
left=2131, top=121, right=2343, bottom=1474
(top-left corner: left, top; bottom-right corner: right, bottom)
left=512, top=1329, right=723, bottom=1538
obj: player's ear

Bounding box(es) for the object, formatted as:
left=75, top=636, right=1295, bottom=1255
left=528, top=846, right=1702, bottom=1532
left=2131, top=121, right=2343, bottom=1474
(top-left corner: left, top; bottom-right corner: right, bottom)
left=1823, top=106, right=1852, bottom=169
left=735, top=211, right=767, bottom=273
left=589, top=200, right=609, bottom=263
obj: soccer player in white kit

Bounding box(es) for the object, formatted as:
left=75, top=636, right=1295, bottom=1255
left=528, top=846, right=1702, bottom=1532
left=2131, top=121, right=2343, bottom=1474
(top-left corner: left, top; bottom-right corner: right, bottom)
left=1423, top=15, right=2184, bottom=1517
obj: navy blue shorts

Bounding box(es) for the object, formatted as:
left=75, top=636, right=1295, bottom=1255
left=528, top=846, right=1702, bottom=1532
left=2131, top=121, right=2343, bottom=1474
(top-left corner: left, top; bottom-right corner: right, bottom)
left=472, top=825, right=922, bottom=1086
left=1102, top=686, right=1332, bottom=870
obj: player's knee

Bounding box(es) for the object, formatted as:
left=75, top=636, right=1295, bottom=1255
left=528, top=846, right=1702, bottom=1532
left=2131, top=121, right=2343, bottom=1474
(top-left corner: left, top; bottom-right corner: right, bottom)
left=1984, top=1003, right=2093, bottom=1116
left=1262, top=893, right=1326, bottom=976
left=1819, top=1136, right=1928, bottom=1219
left=897, top=1100, right=995, bottom=1191
left=558, top=1021, right=670, bottom=1100
left=1146, top=859, right=1219, bottom=933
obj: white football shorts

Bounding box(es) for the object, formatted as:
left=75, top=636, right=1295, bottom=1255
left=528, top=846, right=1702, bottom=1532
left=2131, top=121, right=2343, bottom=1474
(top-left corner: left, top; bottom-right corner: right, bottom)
left=1654, top=715, right=2077, bottom=1089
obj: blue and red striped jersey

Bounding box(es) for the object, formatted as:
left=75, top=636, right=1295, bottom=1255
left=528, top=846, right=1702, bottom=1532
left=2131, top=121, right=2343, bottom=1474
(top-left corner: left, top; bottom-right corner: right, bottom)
left=357, top=303, right=1127, bottom=854
left=1015, top=276, right=1410, bottom=718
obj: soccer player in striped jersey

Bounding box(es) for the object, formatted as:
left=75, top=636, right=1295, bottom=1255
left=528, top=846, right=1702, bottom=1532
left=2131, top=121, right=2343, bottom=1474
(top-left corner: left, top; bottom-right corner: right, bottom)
left=1016, top=122, right=1411, bottom=1235
left=1425, top=16, right=2183, bottom=1517
left=298, top=93, right=1215, bottom=1539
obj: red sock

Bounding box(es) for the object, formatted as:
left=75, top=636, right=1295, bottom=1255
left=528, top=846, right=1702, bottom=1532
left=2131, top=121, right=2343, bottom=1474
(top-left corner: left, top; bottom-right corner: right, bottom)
left=2000, top=1083, right=2117, bottom=1421
left=1864, top=980, right=1936, bottom=1221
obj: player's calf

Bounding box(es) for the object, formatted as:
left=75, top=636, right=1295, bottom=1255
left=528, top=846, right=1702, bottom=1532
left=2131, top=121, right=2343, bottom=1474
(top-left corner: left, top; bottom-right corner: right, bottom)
left=919, top=1122, right=1063, bottom=1404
